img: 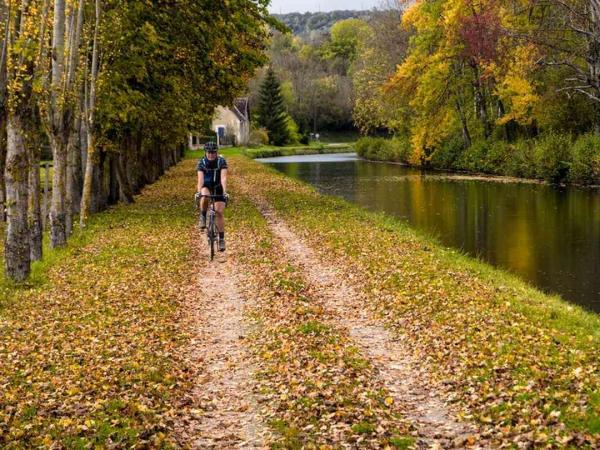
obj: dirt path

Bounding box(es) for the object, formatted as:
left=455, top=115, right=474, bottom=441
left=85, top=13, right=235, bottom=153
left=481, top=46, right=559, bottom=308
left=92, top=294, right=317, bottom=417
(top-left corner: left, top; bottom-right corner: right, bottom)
left=250, top=197, right=481, bottom=449
left=176, top=231, right=268, bottom=448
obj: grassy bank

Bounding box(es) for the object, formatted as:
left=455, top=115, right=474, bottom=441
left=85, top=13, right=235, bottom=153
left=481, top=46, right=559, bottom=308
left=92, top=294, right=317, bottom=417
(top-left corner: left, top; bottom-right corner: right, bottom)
left=356, top=133, right=600, bottom=186
left=243, top=143, right=353, bottom=159
left=233, top=155, right=600, bottom=447
left=0, top=163, right=196, bottom=446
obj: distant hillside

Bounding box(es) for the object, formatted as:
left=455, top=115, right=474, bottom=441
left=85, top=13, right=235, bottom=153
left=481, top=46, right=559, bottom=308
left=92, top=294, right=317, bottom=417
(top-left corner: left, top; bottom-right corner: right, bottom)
left=273, top=10, right=372, bottom=38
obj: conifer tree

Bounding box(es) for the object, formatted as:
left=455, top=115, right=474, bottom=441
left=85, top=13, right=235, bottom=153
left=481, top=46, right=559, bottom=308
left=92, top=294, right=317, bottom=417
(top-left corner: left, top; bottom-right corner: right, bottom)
left=257, top=67, right=290, bottom=146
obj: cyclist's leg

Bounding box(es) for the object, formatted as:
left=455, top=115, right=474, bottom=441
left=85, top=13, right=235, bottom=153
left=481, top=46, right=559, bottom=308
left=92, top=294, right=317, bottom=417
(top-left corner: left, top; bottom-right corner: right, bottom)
left=213, top=186, right=226, bottom=251
left=215, top=201, right=225, bottom=233
left=199, top=186, right=212, bottom=229
left=200, top=186, right=212, bottom=212
left=214, top=185, right=226, bottom=233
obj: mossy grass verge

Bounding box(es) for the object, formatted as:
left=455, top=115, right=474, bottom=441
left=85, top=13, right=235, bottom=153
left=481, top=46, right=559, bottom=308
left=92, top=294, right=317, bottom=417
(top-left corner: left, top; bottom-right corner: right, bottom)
left=226, top=180, right=415, bottom=448
left=0, top=162, right=197, bottom=446
left=185, top=144, right=353, bottom=161
left=232, top=155, right=600, bottom=447
left=243, top=143, right=353, bottom=159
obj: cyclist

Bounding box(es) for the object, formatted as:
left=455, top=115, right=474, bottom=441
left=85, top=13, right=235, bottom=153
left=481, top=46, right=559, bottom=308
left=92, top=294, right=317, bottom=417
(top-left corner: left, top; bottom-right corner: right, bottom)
left=196, top=141, right=228, bottom=252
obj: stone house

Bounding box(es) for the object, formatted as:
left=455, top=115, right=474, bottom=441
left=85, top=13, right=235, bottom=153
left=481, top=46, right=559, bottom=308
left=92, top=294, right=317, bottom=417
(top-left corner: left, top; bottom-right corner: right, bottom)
left=188, top=98, right=251, bottom=149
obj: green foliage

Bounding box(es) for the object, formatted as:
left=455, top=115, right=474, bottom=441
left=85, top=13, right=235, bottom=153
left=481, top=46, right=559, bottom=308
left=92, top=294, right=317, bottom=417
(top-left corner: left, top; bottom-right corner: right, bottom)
left=256, top=68, right=292, bottom=146
left=569, top=133, right=600, bottom=185
left=453, top=141, right=512, bottom=175
left=320, top=19, right=371, bottom=62
left=97, top=0, right=271, bottom=152
left=503, top=141, right=537, bottom=178
left=355, top=136, right=413, bottom=164
left=533, top=132, right=573, bottom=184
left=351, top=8, right=409, bottom=134
left=430, top=136, right=464, bottom=169
left=249, top=28, right=355, bottom=135
left=455, top=141, right=491, bottom=172
left=285, top=114, right=301, bottom=144
left=364, top=131, right=600, bottom=185
left=249, top=128, right=270, bottom=147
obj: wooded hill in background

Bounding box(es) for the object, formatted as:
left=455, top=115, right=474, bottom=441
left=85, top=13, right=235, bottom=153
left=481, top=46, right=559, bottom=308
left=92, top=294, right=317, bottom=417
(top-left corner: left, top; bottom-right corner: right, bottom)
left=273, top=10, right=371, bottom=40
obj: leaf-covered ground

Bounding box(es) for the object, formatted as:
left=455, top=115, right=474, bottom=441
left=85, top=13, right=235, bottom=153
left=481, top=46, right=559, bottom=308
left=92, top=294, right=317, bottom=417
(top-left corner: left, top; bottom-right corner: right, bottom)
left=226, top=190, right=415, bottom=448
left=0, top=163, right=197, bottom=447
left=231, top=155, right=600, bottom=448
left=1, top=153, right=598, bottom=448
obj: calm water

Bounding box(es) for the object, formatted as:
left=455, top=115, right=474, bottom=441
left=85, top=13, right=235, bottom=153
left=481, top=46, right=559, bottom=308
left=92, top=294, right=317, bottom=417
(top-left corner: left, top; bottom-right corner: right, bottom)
left=260, top=153, right=600, bottom=313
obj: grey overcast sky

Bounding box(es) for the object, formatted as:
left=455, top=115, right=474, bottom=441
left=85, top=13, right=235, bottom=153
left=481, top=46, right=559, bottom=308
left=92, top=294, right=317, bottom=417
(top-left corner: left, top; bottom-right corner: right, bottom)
left=268, top=0, right=380, bottom=14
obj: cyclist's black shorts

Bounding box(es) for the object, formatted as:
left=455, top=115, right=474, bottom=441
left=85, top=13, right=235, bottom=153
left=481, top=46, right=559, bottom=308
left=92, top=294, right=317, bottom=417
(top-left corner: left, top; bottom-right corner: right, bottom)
left=202, top=184, right=227, bottom=203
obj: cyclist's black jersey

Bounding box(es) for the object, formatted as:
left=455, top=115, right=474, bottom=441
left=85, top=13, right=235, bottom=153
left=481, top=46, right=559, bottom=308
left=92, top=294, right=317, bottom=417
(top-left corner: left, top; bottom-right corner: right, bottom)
left=197, top=156, right=228, bottom=187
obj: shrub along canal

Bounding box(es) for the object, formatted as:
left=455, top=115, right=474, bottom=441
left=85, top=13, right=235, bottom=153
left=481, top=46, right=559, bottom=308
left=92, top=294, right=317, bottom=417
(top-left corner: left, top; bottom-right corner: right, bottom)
left=258, top=152, right=600, bottom=313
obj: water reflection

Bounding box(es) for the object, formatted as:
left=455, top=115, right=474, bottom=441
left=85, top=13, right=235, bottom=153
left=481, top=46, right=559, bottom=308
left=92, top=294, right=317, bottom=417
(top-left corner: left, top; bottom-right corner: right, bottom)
left=264, top=154, right=600, bottom=312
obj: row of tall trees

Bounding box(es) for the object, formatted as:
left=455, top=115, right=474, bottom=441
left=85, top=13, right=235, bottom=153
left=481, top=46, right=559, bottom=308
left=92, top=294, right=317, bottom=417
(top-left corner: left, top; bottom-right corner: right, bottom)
left=1, top=0, right=271, bottom=281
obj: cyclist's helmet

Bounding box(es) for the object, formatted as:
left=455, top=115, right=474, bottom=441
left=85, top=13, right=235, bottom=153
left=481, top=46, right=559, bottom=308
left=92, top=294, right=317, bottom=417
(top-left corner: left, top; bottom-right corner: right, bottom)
left=204, top=141, right=218, bottom=153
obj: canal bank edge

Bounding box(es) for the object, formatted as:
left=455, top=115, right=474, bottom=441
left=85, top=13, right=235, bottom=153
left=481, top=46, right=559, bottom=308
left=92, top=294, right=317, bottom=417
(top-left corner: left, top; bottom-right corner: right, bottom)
left=243, top=144, right=353, bottom=159
left=232, top=154, right=600, bottom=447
left=248, top=146, right=600, bottom=189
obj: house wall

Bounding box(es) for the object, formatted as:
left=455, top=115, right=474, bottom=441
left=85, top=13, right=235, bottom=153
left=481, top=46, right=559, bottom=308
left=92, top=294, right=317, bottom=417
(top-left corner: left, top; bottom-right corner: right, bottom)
left=211, top=106, right=250, bottom=146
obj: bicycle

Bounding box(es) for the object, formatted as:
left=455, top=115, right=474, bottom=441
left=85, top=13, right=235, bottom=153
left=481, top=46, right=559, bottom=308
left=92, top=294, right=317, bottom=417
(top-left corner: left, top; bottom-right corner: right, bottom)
left=196, top=193, right=228, bottom=261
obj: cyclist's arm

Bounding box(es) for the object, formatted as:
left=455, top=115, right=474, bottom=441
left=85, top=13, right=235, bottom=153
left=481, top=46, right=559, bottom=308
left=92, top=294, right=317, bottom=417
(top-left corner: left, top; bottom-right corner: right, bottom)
left=221, top=168, right=228, bottom=193
left=197, top=171, right=204, bottom=193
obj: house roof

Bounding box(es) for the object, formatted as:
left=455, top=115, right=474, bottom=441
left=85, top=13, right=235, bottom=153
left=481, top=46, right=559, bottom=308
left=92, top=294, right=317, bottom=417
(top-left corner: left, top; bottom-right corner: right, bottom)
left=232, top=97, right=249, bottom=123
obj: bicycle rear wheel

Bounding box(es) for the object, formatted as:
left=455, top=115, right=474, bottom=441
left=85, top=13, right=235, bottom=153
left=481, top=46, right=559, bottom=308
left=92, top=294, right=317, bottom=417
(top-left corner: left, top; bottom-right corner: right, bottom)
left=208, top=214, right=216, bottom=261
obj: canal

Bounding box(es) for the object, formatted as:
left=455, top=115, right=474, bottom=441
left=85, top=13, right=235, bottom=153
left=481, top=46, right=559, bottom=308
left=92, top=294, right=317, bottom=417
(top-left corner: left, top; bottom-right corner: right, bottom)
left=259, top=153, right=600, bottom=313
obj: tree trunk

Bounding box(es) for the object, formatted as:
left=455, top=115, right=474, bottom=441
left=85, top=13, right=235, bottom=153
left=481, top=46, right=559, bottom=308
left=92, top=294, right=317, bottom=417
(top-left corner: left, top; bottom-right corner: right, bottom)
left=471, top=65, right=491, bottom=138
left=65, top=140, right=73, bottom=236
left=5, top=113, right=30, bottom=281
left=589, top=0, right=600, bottom=134
left=0, top=116, right=6, bottom=222
left=79, top=0, right=101, bottom=227
left=49, top=0, right=67, bottom=247
left=115, top=153, right=134, bottom=203
left=0, top=3, right=9, bottom=223
left=49, top=136, right=67, bottom=246
left=28, top=159, right=43, bottom=262
left=69, top=110, right=83, bottom=213
left=65, top=115, right=83, bottom=235
left=64, top=0, right=84, bottom=235
left=80, top=135, right=96, bottom=222
left=108, top=154, right=118, bottom=204
left=93, top=149, right=107, bottom=212
left=455, top=98, right=472, bottom=148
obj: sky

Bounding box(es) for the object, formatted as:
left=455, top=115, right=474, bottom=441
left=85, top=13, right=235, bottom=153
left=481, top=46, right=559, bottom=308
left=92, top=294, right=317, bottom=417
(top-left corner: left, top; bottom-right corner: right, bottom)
left=268, top=0, right=381, bottom=14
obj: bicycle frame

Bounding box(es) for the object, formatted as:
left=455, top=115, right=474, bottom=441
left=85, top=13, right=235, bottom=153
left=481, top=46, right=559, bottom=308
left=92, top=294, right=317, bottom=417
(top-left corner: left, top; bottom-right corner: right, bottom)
left=199, top=194, right=221, bottom=261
